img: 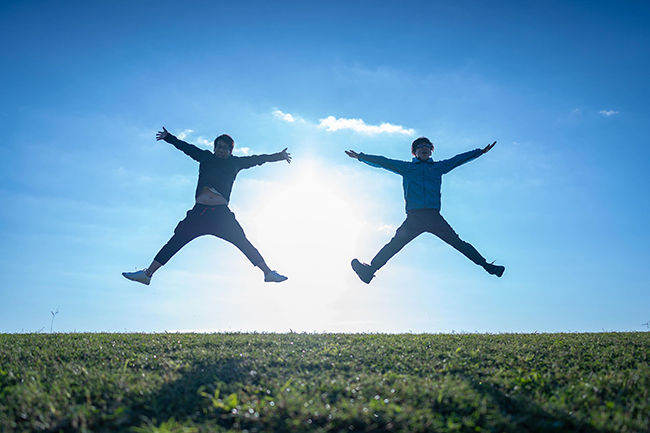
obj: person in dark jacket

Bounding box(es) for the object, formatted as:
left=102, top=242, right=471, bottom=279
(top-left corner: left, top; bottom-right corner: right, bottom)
left=345, top=137, right=504, bottom=284
left=123, top=127, right=290, bottom=285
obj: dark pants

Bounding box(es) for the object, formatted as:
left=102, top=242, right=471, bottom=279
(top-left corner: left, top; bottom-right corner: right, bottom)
left=370, top=208, right=487, bottom=271
left=154, top=204, right=264, bottom=267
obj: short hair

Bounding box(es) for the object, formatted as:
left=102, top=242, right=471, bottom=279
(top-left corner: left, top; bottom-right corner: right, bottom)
left=214, top=134, right=234, bottom=150
left=411, top=137, right=433, bottom=154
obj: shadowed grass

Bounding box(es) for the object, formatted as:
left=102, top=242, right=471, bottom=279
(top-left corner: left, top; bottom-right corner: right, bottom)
left=1, top=332, right=648, bottom=432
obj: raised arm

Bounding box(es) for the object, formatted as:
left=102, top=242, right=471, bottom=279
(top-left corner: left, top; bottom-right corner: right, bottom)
left=237, top=148, right=292, bottom=170
left=439, top=141, right=496, bottom=174
left=346, top=150, right=408, bottom=175
left=157, top=127, right=210, bottom=162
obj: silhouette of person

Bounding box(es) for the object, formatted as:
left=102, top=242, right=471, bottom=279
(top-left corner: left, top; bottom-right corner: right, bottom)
left=346, top=137, right=504, bottom=284
left=123, top=127, right=290, bottom=285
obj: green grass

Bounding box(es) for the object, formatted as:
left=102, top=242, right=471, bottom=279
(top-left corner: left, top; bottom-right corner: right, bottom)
left=1, top=332, right=649, bottom=432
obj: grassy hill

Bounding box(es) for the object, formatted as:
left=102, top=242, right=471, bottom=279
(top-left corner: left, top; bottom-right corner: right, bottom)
left=1, top=332, right=648, bottom=432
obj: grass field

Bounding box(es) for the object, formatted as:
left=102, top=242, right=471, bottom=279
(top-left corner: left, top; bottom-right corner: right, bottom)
left=1, top=332, right=649, bottom=432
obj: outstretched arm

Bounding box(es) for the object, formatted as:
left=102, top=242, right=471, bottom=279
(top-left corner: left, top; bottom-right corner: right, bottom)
left=258, top=148, right=292, bottom=164
left=238, top=148, right=292, bottom=169
left=156, top=126, right=209, bottom=162
left=345, top=150, right=407, bottom=175
left=438, top=141, right=496, bottom=174
left=437, top=145, right=491, bottom=174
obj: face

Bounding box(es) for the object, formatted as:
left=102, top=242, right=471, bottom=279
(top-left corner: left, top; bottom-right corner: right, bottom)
left=214, top=140, right=233, bottom=159
left=413, top=143, right=433, bottom=161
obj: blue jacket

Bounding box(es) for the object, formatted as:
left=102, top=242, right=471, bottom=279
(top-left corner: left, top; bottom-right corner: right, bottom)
left=358, top=149, right=483, bottom=212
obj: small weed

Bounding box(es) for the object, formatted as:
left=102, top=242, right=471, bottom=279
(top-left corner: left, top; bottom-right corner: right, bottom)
left=49, top=309, right=59, bottom=333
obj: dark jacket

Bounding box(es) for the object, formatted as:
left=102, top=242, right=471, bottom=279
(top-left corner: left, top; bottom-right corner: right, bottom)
left=358, top=149, right=483, bottom=212
left=164, top=134, right=285, bottom=203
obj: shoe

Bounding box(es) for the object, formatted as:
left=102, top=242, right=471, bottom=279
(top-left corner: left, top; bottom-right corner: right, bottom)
left=265, top=271, right=288, bottom=283
left=484, top=262, right=505, bottom=278
left=122, top=269, right=151, bottom=285
left=351, top=259, right=375, bottom=284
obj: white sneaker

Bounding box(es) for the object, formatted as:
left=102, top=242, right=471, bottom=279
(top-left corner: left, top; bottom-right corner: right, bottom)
left=122, top=269, right=151, bottom=285
left=264, top=270, right=288, bottom=283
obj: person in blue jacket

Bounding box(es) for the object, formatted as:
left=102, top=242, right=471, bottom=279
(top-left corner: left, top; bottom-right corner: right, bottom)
left=345, top=137, right=504, bottom=284
left=122, top=127, right=290, bottom=285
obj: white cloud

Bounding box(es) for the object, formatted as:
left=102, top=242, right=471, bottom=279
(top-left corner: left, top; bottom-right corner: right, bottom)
left=196, top=137, right=212, bottom=148
left=377, top=223, right=397, bottom=235
left=599, top=110, right=619, bottom=116
left=318, top=116, right=415, bottom=135
left=233, top=147, right=251, bottom=156
left=273, top=109, right=303, bottom=123
left=177, top=129, right=194, bottom=140
left=177, top=131, right=213, bottom=149
left=271, top=108, right=414, bottom=136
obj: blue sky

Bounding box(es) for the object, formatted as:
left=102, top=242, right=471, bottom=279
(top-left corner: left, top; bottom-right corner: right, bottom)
left=1, top=0, right=649, bottom=333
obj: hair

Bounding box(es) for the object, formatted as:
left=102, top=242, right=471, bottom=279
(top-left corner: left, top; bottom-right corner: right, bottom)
left=411, top=136, right=434, bottom=155
left=214, top=134, right=234, bottom=150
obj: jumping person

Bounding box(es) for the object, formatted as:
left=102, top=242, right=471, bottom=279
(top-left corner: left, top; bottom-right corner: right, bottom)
left=123, top=127, right=290, bottom=285
left=345, top=137, right=504, bottom=284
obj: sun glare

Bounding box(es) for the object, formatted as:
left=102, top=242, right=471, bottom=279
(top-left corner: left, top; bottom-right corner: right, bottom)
left=238, top=159, right=374, bottom=330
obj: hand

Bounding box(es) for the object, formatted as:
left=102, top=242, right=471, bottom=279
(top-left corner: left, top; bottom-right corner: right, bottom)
left=345, top=150, right=360, bottom=159
left=156, top=127, right=169, bottom=141
left=280, top=148, right=292, bottom=163
left=482, top=141, right=496, bottom=154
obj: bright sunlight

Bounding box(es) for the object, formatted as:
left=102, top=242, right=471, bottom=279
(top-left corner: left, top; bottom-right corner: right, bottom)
left=235, top=158, right=388, bottom=331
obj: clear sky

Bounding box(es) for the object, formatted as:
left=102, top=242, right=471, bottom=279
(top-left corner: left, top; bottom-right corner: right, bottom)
left=1, top=0, right=649, bottom=333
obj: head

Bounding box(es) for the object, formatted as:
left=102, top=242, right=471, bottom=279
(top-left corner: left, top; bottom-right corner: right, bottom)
left=213, top=134, right=234, bottom=158
left=411, top=137, right=434, bottom=161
